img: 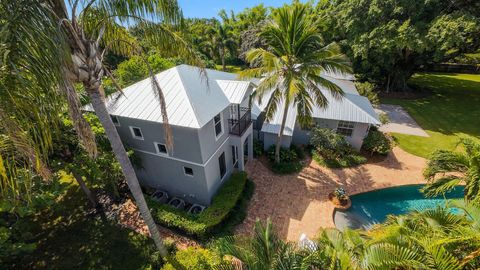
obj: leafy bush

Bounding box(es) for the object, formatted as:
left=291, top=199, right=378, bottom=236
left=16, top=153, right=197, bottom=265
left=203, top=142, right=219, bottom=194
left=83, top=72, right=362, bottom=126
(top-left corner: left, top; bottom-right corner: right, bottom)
left=266, top=145, right=298, bottom=163
left=266, top=145, right=305, bottom=174
left=312, top=151, right=366, bottom=168
left=161, top=247, right=227, bottom=270
left=355, top=81, right=379, bottom=106
left=310, top=128, right=353, bottom=159
left=362, top=129, right=392, bottom=155
left=379, top=112, right=390, bottom=124
left=310, top=128, right=366, bottom=168
left=253, top=139, right=264, bottom=157
left=148, top=172, right=248, bottom=238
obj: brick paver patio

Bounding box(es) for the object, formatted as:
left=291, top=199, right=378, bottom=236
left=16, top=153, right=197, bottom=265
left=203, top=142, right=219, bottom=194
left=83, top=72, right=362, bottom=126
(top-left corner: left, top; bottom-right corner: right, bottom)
left=236, top=147, right=426, bottom=242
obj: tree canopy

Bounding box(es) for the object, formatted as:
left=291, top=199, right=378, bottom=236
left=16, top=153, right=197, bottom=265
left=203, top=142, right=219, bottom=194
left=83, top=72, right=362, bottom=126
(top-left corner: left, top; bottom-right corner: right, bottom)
left=316, top=0, right=480, bottom=91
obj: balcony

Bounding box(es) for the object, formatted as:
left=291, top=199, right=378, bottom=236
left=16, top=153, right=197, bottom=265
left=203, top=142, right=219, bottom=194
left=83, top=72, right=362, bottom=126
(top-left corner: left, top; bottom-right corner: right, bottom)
left=228, top=106, right=252, bottom=136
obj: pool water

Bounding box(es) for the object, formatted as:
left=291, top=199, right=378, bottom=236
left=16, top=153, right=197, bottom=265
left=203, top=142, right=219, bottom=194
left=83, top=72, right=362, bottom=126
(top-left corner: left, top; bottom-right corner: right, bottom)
left=334, top=185, right=464, bottom=230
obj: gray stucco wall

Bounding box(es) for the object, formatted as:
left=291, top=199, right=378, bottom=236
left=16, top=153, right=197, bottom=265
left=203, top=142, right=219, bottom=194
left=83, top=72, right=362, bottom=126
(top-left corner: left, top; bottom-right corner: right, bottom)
left=263, top=118, right=370, bottom=151
left=113, top=116, right=203, bottom=163
left=197, top=106, right=231, bottom=163
left=113, top=113, right=237, bottom=205
left=345, top=122, right=369, bottom=151
left=263, top=132, right=292, bottom=151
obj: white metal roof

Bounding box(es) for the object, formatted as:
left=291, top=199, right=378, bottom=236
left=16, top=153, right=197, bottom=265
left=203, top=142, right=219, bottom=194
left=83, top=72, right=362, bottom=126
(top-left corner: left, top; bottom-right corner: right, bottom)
left=86, top=65, right=251, bottom=129
left=258, top=76, right=380, bottom=136
left=216, top=80, right=252, bottom=104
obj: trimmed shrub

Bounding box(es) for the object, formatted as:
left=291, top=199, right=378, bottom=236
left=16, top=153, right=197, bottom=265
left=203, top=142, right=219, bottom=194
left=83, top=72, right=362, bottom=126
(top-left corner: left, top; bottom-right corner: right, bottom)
left=161, top=247, right=227, bottom=270
left=362, top=129, right=392, bottom=155
left=147, top=172, right=248, bottom=238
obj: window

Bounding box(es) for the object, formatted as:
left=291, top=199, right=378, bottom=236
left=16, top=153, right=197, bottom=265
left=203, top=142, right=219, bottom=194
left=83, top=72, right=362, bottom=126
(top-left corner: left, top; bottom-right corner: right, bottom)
left=214, top=113, right=223, bottom=138
left=129, top=126, right=144, bottom=140
left=231, top=146, right=238, bottom=166
left=155, top=143, right=168, bottom=155
left=336, top=121, right=355, bottom=137
left=184, top=167, right=194, bottom=176
left=218, top=152, right=226, bottom=179
left=111, top=115, right=120, bottom=126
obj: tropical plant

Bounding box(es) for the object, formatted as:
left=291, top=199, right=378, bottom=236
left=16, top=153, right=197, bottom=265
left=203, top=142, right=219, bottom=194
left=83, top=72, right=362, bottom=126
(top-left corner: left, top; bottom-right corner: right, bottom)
left=210, top=20, right=237, bottom=71
left=217, top=219, right=301, bottom=270
left=362, top=129, right=392, bottom=156
left=422, top=138, right=480, bottom=204
left=240, top=3, right=351, bottom=163
left=0, top=0, right=203, bottom=258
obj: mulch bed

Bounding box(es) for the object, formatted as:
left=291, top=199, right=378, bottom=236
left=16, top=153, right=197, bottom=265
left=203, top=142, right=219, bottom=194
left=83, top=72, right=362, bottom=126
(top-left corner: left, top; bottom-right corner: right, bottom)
left=96, top=191, right=199, bottom=249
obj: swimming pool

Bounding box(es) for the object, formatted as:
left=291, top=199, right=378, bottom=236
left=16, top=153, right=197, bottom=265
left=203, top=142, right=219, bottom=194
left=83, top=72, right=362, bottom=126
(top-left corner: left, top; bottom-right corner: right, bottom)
left=334, top=185, right=464, bottom=231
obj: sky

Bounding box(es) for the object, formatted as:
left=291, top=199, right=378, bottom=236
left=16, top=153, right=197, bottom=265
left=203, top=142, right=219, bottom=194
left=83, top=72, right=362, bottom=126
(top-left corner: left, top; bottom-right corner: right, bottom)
left=177, top=0, right=295, bottom=18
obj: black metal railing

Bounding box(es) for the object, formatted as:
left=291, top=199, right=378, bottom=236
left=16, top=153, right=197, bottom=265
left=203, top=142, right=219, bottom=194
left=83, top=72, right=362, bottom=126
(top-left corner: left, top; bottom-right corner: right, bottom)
left=229, top=107, right=252, bottom=136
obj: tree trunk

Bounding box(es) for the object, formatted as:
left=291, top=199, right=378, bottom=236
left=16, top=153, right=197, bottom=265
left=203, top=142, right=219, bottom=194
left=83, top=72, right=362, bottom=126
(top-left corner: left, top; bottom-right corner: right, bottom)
left=275, top=102, right=290, bottom=163
left=221, top=46, right=226, bottom=71
left=71, top=170, right=97, bottom=208
left=87, top=89, right=168, bottom=257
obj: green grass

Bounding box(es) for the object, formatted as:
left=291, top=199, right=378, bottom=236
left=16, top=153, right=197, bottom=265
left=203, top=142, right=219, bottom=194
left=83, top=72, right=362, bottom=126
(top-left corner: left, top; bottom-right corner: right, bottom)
left=382, top=73, right=480, bottom=158
left=214, top=64, right=244, bottom=74
left=13, top=181, right=160, bottom=270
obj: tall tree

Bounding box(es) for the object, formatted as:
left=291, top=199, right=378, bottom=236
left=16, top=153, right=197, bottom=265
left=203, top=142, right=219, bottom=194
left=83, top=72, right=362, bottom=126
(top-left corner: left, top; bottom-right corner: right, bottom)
left=210, top=19, right=237, bottom=71
left=0, top=0, right=202, bottom=258
left=317, top=0, right=480, bottom=91
left=241, top=3, right=351, bottom=163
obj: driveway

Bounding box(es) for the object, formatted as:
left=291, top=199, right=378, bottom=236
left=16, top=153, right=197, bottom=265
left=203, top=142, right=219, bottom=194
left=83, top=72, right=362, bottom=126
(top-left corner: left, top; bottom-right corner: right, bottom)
left=376, top=104, right=429, bottom=137
left=237, top=147, right=426, bottom=242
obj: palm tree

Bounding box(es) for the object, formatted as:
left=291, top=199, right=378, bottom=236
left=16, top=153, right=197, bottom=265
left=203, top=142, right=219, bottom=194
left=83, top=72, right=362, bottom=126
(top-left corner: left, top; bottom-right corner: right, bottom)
left=422, top=138, right=480, bottom=204
left=217, top=219, right=303, bottom=270
left=240, top=3, right=351, bottom=163
left=210, top=21, right=237, bottom=71
left=1, top=0, right=202, bottom=257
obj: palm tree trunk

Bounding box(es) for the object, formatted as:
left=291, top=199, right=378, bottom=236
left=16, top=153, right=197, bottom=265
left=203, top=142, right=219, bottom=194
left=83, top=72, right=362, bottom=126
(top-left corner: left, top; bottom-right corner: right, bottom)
left=221, top=46, right=226, bottom=71
left=275, top=102, right=290, bottom=163
left=71, top=170, right=97, bottom=208
left=87, top=89, right=168, bottom=257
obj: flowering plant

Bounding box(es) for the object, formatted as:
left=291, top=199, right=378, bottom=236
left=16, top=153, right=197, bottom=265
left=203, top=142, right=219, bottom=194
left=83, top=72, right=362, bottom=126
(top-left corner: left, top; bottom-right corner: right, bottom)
left=333, top=187, right=347, bottom=200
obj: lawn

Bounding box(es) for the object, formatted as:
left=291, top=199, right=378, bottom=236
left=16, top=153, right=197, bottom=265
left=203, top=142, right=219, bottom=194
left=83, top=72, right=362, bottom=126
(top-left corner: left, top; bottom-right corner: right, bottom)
left=382, top=73, right=480, bottom=158
left=12, top=180, right=160, bottom=270
left=214, top=64, right=244, bottom=73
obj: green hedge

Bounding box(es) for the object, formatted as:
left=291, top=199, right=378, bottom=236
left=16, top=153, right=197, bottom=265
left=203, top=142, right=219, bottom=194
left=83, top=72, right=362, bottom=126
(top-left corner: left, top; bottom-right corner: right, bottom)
left=147, top=172, right=248, bottom=238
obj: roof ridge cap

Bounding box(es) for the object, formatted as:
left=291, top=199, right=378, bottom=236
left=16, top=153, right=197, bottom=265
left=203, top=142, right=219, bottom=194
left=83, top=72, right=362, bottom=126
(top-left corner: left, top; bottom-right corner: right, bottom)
left=174, top=66, right=201, bottom=127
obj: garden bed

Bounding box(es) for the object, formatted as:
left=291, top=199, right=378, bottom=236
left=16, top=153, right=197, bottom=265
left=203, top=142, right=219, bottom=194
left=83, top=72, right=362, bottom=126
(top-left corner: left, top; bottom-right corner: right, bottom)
left=146, top=172, right=250, bottom=239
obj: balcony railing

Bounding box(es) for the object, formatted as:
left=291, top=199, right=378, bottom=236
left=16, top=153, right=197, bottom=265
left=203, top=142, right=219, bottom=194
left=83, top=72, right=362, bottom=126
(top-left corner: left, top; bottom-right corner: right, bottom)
left=229, top=107, right=252, bottom=136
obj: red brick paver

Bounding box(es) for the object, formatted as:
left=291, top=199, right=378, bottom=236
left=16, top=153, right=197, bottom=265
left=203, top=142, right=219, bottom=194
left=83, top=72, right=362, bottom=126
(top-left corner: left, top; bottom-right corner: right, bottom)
left=237, top=147, right=426, bottom=242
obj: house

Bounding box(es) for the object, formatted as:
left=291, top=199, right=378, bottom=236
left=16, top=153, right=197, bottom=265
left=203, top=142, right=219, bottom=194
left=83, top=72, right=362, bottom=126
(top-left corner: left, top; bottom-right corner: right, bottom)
left=251, top=71, right=380, bottom=151
left=91, top=64, right=378, bottom=206
left=91, top=65, right=254, bottom=206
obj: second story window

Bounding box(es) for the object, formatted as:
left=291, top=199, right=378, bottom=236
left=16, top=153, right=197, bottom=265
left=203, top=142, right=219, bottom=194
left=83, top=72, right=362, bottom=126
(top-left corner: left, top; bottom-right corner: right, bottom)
left=111, top=115, right=120, bottom=127
left=129, top=126, right=144, bottom=140
left=155, top=143, right=168, bottom=155
left=184, top=166, right=194, bottom=176
left=214, top=113, right=223, bottom=138
left=336, top=121, right=355, bottom=137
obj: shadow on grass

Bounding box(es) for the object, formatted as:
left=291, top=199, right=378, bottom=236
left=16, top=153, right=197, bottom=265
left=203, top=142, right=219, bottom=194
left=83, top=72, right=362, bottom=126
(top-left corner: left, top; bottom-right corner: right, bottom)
left=12, top=187, right=160, bottom=270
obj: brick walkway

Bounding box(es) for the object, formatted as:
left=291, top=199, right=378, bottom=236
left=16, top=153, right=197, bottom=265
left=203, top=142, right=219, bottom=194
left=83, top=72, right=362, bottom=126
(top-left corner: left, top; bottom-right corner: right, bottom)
left=236, top=147, right=426, bottom=242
